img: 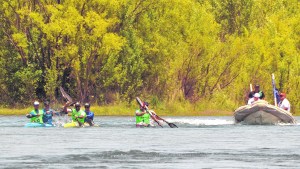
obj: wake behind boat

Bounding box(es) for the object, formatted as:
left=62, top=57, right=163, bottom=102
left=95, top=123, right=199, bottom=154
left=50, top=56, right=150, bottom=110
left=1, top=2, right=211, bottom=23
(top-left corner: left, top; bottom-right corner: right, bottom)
left=234, top=100, right=296, bottom=125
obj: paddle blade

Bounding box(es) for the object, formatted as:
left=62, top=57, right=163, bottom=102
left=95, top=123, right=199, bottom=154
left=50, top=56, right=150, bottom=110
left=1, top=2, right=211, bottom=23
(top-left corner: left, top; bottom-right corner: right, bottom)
left=69, top=101, right=77, bottom=106
left=154, top=114, right=178, bottom=128
left=60, top=86, right=73, bottom=102
left=168, top=122, right=178, bottom=128
left=26, top=114, right=32, bottom=118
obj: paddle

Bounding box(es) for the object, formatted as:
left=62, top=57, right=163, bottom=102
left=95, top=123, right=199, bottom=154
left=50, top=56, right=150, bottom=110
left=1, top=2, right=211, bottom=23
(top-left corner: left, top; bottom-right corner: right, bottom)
left=26, top=111, right=41, bottom=118
left=271, top=73, right=278, bottom=106
left=151, top=113, right=178, bottom=128
left=60, top=86, right=76, bottom=106
left=26, top=114, right=36, bottom=118
left=60, top=86, right=91, bottom=127
left=136, top=97, right=163, bottom=127
left=60, top=86, right=82, bottom=125
left=136, top=97, right=178, bottom=128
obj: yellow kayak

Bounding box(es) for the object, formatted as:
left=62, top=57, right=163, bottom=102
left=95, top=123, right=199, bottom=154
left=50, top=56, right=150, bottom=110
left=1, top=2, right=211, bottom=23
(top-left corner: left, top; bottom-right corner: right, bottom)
left=63, top=121, right=99, bottom=128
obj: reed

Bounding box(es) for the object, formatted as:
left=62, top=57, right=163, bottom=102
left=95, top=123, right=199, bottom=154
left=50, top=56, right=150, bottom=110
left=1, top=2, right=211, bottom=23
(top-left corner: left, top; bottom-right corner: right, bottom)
left=0, top=108, right=31, bottom=116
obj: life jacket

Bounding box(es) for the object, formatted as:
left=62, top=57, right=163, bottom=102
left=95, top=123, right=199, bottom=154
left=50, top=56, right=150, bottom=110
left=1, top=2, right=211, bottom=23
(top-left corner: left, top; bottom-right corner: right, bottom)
left=135, top=109, right=150, bottom=124
left=71, top=109, right=86, bottom=124
left=85, top=111, right=94, bottom=120
left=30, top=109, right=43, bottom=123
left=43, top=108, right=54, bottom=123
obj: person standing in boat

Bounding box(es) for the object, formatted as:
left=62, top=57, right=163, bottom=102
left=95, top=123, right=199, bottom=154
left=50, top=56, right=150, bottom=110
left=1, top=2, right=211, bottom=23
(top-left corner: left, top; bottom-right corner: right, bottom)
left=248, top=84, right=265, bottom=99
left=247, top=93, right=260, bottom=105
left=84, top=103, right=95, bottom=126
left=42, top=101, right=56, bottom=125
left=278, top=92, right=291, bottom=112
left=63, top=101, right=86, bottom=126
left=26, top=101, right=44, bottom=123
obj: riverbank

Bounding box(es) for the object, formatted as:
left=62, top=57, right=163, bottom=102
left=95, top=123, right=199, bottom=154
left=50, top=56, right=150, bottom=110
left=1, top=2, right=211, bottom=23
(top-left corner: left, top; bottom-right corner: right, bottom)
left=0, top=108, right=233, bottom=116
left=0, top=102, right=233, bottom=116
left=1, top=101, right=298, bottom=116
left=1, top=100, right=298, bottom=116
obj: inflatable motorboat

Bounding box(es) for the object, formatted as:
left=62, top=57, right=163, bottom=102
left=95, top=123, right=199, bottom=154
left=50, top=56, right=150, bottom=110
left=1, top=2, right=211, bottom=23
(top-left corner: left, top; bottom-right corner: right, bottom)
left=234, top=100, right=296, bottom=125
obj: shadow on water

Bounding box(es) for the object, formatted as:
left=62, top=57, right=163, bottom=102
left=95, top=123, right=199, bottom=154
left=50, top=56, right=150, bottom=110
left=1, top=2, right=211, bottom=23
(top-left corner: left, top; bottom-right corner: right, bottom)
left=1, top=116, right=300, bottom=168
left=4, top=149, right=300, bottom=168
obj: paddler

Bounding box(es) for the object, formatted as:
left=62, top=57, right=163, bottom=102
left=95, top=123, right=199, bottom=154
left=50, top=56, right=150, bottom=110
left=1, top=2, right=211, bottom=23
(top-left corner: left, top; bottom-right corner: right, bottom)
left=26, top=101, right=44, bottom=123
left=42, top=101, right=56, bottom=125
left=135, top=102, right=150, bottom=127
left=84, top=103, right=95, bottom=126
left=135, top=102, right=161, bottom=127
left=63, top=101, right=86, bottom=126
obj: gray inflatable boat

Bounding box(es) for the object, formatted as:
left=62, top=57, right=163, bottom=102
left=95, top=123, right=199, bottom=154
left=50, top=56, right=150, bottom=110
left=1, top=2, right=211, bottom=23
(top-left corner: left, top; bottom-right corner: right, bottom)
left=234, top=100, right=296, bottom=125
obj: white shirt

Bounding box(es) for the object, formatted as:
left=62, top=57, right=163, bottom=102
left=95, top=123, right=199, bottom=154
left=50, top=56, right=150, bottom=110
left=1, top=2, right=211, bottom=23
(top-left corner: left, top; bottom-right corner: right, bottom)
left=247, top=98, right=260, bottom=105
left=278, top=98, right=291, bottom=112
left=247, top=98, right=254, bottom=105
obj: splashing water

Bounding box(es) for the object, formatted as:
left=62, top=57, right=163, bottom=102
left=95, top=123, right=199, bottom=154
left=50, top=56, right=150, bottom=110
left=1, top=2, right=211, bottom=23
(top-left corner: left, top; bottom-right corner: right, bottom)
left=164, top=117, right=234, bottom=126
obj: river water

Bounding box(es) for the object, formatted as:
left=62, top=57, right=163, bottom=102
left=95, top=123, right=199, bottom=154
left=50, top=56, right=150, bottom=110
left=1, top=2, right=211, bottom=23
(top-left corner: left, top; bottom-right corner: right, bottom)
left=1, top=115, right=300, bottom=169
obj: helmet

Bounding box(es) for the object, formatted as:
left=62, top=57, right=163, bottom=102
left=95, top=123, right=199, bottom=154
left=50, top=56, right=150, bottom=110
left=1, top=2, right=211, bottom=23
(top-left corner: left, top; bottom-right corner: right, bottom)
left=84, top=103, right=90, bottom=108
left=75, top=102, right=81, bottom=107
left=33, top=101, right=39, bottom=106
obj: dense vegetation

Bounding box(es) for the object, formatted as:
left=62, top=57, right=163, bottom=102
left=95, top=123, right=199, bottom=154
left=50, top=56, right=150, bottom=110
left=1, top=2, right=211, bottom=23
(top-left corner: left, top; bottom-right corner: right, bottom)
left=0, top=0, right=299, bottom=114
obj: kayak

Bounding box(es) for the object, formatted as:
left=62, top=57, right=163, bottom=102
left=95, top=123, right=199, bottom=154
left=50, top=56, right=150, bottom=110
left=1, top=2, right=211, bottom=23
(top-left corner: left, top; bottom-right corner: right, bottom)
left=63, top=121, right=79, bottom=128
left=234, top=100, right=296, bottom=125
left=63, top=121, right=99, bottom=128
left=136, top=123, right=154, bottom=128
left=24, top=122, right=54, bottom=127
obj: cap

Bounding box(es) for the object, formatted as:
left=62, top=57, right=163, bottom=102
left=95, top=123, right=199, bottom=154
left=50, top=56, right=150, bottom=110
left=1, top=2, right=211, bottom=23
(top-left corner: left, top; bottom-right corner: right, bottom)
left=254, top=93, right=260, bottom=98
left=255, top=84, right=260, bottom=88
left=33, top=101, right=39, bottom=106
left=84, top=103, right=90, bottom=108
left=75, top=102, right=81, bottom=107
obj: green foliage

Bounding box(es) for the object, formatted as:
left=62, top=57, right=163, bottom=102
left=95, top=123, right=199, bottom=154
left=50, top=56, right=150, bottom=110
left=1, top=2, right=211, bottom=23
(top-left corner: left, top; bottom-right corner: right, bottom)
left=44, top=66, right=59, bottom=101
left=0, top=0, right=300, bottom=115
left=8, top=65, right=42, bottom=104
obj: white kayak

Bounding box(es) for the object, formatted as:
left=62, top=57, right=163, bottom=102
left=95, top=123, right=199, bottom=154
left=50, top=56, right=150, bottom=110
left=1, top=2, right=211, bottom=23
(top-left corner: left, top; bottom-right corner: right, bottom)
left=234, top=100, right=296, bottom=125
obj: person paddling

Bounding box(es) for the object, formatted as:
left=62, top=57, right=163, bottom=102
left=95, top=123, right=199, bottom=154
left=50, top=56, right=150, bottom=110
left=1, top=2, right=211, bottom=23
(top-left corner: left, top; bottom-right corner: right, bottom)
left=84, top=103, right=95, bottom=126
left=26, top=101, right=44, bottom=123
left=135, top=102, right=161, bottom=127
left=63, top=101, right=86, bottom=126
left=42, top=101, right=56, bottom=125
